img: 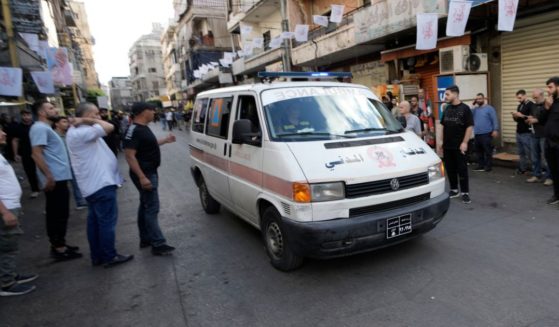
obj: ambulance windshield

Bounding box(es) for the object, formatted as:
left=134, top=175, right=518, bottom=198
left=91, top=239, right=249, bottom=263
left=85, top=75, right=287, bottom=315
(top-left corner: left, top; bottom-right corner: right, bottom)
left=262, top=86, right=403, bottom=142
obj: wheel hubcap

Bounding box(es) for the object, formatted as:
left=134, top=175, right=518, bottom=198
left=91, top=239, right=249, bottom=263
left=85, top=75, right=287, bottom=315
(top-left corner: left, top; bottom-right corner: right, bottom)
left=266, top=222, right=283, bottom=260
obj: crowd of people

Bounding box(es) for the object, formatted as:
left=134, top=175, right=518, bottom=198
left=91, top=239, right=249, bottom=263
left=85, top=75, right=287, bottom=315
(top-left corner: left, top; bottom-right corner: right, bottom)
left=386, top=77, right=559, bottom=205
left=155, top=107, right=192, bottom=132
left=0, top=101, right=175, bottom=297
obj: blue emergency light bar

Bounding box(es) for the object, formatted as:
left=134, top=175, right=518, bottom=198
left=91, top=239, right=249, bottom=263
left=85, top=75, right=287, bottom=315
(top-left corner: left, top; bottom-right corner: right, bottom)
left=257, top=71, right=352, bottom=79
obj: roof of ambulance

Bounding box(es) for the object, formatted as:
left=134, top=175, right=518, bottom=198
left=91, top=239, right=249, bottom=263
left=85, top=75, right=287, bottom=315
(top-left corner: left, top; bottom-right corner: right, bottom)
left=196, top=81, right=372, bottom=97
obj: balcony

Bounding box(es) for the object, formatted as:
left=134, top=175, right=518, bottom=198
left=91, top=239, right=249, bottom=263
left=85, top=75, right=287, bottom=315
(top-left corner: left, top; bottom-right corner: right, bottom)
left=232, top=47, right=282, bottom=75
left=227, top=0, right=280, bottom=32
left=291, top=5, right=383, bottom=67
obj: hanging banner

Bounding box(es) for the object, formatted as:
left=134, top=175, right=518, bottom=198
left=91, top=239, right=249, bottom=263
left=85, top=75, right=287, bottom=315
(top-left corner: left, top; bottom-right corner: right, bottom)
left=446, top=1, right=472, bottom=36
left=330, top=4, right=345, bottom=23
left=240, top=23, right=253, bottom=38
left=416, top=13, right=438, bottom=50
left=243, top=43, right=254, bottom=56
left=237, top=50, right=245, bottom=57
left=498, top=0, right=518, bottom=31
left=30, top=71, right=55, bottom=94
left=313, top=15, right=329, bottom=27
left=193, top=70, right=201, bottom=79
left=224, top=52, right=235, bottom=61
left=38, top=41, right=49, bottom=59
left=280, top=32, right=295, bottom=39
left=294, top=24, right=309, bottom=42
left=252, top=37, right=264, bottom=49
left=46, top=48, right=73, bottom=86
left=219, top=59, right=230, bottom=67
left=270, top=36, right=283, bottom=49
left=0, top=67, right=23, bottom=97
left=20, top=33, right=40, bottom=54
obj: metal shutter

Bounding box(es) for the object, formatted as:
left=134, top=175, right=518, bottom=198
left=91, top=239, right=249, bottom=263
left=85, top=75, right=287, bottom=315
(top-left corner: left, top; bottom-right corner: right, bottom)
left=501, top=16, right=559, bottom=143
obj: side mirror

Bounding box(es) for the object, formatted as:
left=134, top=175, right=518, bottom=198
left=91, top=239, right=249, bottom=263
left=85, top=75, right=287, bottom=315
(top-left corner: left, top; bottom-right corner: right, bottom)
left=232, top=119, right=261, bottom=146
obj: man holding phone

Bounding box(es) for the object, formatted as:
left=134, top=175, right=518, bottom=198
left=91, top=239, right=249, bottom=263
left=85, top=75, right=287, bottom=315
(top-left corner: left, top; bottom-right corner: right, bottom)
left=441, top=85, right=474, bottom=204
left=512, top=89, right=535, bottom=175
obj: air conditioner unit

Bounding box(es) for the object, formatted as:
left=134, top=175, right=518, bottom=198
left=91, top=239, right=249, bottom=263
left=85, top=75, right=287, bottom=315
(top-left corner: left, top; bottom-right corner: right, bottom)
left=439, top=45, right=469, bottom=74
left=465, top=53, right=488, bottom=72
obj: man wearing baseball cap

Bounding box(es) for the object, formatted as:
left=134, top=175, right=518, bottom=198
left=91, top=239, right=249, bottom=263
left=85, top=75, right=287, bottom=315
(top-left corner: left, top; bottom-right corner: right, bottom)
left=124, top=102, right=176, bottom=256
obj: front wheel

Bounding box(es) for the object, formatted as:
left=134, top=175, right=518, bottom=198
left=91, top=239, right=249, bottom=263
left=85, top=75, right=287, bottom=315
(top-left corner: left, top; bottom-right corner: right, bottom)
left=199, top=178, right=220, bottom=214
left=261, top=207, right=304, bottom=272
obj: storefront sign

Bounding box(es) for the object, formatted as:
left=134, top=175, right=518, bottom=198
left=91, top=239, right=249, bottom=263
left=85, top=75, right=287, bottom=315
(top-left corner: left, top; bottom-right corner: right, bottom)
left=354, top=0, right=447, bottom=44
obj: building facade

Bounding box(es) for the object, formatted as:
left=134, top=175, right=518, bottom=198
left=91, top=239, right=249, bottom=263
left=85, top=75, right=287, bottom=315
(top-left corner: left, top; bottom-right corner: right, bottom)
left=129, top=23, right=166, bottom=101
left=109, top=77, right=134, bottom=111
left=69, top=0, right=99, bottom=89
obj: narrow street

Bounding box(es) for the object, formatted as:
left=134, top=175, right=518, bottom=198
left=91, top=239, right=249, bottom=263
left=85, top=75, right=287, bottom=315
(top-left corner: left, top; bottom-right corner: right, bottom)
left=1, top=124, right=558, bottom=327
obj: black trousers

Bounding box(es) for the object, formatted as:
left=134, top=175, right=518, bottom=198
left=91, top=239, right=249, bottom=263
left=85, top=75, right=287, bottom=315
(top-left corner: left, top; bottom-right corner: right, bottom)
left=545, top=142, right=559, bottom=197
left=21, top=154, right=39, bottom=192
left=475, top=133, right=494, bottom=170
left=443, top=149, right=469, bottom=193
left=45, top=181, right=70, bottom=248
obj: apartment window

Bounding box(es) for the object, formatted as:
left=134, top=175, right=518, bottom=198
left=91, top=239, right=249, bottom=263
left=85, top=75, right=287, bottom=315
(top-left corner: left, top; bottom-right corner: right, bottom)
left=152, top=81, right=159, bottom=89
left=263, top=31, right=271, bottom=50
left=206, top=97, right=233, bottom=139
left=148, top=68, right=157, bottom=73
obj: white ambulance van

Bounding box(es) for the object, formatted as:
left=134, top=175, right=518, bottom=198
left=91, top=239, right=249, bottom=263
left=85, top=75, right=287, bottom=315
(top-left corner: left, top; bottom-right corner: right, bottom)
left=189, top=72, right=449, bottom=271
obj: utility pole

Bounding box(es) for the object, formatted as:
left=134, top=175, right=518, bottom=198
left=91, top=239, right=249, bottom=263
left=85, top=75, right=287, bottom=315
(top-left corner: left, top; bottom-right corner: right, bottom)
left=279, top=0, right=291, bottom=72
left=1, top=0, right=20, bottom=68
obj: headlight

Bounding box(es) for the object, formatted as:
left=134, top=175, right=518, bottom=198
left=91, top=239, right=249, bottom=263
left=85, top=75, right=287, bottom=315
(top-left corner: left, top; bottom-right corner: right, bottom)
left=428, top=162, right=445, bottom=181
left=292, top=182, right=345, bottom=202
left=310, top=182, right=345, bottom=202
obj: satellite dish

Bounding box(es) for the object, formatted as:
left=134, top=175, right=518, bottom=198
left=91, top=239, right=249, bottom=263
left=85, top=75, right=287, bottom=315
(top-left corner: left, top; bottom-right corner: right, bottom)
left=466, top=54, right=481, bottom=72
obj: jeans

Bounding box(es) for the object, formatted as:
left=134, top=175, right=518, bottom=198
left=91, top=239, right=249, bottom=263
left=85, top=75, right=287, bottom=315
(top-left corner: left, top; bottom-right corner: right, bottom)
left=167, top=120, right=173, bottom=131
left=516, top=133, right=534, bottom=172
left=85, top=185, right=118, bottom=263
left=0, top=209, right=23, bottom=288
left=475, top=133, right=494, bottom=170
left=444, top=149, right=469, bottom=193
left=532, top=137, right=551, bottom=179
left=130, top=172, right=166, bottom=247
left=45, top=181, right=70, bottom=248
left=161, top=119, right=166, bottom=130
left=545, top=142, right=559, bottom=197
left=21, top=155, right=39, bottom=192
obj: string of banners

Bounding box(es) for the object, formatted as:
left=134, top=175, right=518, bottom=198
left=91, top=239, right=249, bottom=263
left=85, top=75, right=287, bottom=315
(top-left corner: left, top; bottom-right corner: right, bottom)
left=417, top=0, right=519, bottom=50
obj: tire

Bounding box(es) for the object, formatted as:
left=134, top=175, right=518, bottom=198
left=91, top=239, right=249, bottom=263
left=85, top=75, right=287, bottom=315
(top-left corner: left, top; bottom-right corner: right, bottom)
left=199, top=178, right=220, bottom=214
left=261, top=207, right=304, bottom=272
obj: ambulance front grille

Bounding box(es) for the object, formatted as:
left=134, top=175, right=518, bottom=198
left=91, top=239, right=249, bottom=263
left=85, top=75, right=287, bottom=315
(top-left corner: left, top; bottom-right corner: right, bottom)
left=349, top=193, right=430, bottom=218
left=345, top=172, right=429, bottom=198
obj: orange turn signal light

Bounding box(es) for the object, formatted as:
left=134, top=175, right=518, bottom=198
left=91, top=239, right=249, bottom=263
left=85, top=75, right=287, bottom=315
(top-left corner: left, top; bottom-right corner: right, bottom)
left=440, top=162, right=445, bottom=177
left=292, top=182, right=311, bottom=203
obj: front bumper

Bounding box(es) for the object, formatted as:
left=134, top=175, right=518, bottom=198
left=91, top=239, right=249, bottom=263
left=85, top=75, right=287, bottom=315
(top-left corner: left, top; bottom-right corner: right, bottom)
left=281, top=192, right=449, bottom=259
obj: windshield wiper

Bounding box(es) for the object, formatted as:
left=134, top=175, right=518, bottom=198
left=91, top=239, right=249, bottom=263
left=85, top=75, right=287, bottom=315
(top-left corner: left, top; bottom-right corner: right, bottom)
left=344, top=127, right=387, bottom=134
left=276, top=132, right=355, bottom=139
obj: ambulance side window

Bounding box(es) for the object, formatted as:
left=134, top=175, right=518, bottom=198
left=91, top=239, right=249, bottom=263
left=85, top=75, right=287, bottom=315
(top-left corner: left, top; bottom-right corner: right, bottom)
left=236, top=95, right=261, bottom=133
left=206, top=97, right=233, bottom=139
left=192, top=98, right=209, bottom=133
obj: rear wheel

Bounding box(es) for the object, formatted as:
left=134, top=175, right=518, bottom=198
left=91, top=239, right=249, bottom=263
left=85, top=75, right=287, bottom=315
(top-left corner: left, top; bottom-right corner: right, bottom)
left=261, top=207, right=304, bottom=271
left=199, top=178, right=220, bottom=214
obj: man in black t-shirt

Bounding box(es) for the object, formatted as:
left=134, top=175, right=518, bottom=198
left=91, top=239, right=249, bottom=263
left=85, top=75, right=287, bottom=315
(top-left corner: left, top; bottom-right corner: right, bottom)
left=512, top=89, right=536, bottom=175
left=123, top=102, right=176, bottom=256
left=441, top=85, right=474, bottom=204
left=11, top=109, right=40, bottom=197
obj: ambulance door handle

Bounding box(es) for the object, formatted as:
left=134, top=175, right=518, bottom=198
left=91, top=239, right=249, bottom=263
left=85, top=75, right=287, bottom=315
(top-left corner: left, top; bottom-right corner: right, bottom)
left=223, top=143, right=227, bottom=156
left=229, top=144, right=232, bottom=158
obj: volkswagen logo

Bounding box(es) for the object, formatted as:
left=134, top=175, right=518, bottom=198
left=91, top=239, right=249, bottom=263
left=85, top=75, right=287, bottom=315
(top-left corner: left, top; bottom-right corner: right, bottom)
left=390, top=178, right=400, bottom=191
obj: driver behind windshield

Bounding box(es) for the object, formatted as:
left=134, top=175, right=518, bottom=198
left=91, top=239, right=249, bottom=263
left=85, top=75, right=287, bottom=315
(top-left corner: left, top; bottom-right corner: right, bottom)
left=276, top=107, right=312, bottom=133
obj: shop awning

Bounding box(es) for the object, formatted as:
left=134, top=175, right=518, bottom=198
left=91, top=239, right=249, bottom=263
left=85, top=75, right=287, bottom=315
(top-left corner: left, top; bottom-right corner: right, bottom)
left=380, top=34, right=471, bottom=63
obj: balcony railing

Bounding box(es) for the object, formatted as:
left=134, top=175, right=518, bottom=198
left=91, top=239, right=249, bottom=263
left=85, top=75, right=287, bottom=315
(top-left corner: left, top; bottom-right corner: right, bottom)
left=292, top=4, right=368, bottom=49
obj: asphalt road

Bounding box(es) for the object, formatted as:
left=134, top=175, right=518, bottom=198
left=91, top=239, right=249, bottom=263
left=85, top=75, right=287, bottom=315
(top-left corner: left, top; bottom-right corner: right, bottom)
left=2, top=123, right=559, bottom=327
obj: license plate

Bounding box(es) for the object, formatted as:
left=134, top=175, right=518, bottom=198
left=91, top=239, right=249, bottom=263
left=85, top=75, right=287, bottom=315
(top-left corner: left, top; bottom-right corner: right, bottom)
left=386, top=214, right=412, bottom=239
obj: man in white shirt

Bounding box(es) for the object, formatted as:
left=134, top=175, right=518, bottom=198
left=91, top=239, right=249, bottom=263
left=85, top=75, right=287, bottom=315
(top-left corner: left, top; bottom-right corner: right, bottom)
left=66, top=103, right=133, bottom=268
left=0, top=127, right=38, bottom=296
left=165, top=109, right=174, bottom=131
